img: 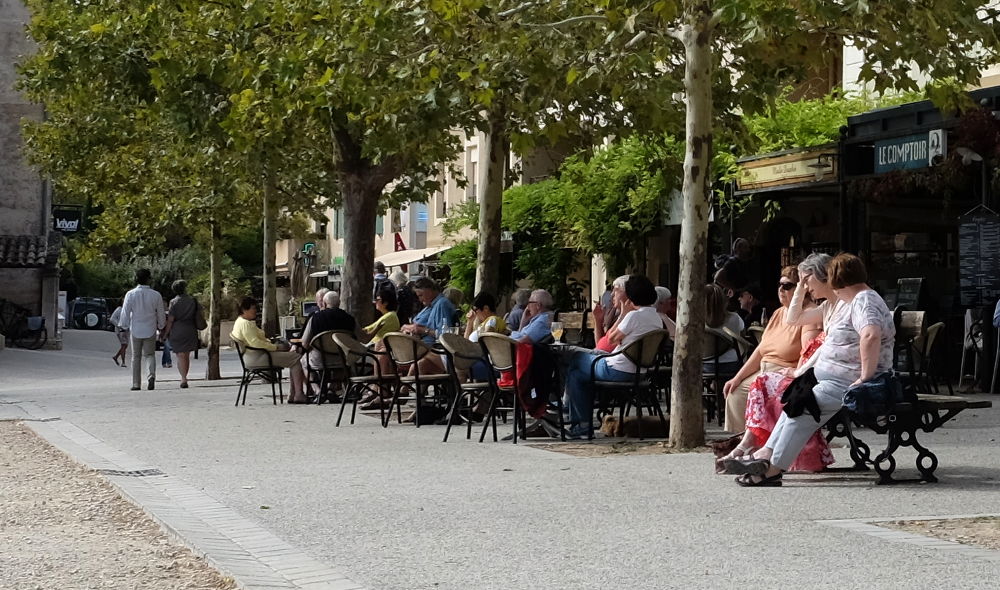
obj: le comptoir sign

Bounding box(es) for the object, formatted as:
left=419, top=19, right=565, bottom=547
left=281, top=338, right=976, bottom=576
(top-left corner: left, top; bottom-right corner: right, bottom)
left=874, top=129, right=945, bottom=174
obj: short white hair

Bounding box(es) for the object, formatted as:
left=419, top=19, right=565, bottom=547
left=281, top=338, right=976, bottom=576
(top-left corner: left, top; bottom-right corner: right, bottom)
left=531, top=289, right=554, bottom=310
left=389, top=270, right=407, bottom=286
left=323, top=290, right=340, bottom=309
left=612, top=275, right=629, bottom=290
left=655, top=286, right=672, bottom=304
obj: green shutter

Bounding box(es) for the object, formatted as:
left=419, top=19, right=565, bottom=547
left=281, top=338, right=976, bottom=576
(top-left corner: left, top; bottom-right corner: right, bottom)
left=375, top=215, right=384, bottom=236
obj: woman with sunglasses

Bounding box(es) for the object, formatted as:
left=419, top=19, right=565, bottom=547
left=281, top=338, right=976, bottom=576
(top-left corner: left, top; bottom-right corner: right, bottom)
left=721, top=265, right=822, bottom=433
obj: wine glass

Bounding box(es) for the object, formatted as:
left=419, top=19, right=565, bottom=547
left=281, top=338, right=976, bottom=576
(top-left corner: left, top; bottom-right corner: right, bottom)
left=550, top=321, right=564, bottom=343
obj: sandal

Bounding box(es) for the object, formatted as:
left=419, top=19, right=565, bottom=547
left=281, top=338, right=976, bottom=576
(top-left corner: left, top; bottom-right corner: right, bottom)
left=735, top=473, right=783, bottom=487
left=722, top=458, right=771, bottom=476
left=715, top=445, right=752, bottom=474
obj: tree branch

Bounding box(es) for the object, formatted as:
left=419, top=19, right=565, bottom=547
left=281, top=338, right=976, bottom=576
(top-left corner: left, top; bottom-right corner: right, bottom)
left=523, top=14, right=607, bottom=29
left=708, top=9, right=724, bottom=31
left=497, top=2, right=538, bottom=18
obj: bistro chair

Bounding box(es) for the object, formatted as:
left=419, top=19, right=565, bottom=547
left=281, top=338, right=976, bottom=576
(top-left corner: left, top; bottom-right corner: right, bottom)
left=302, top=330, right=351, bottom=404
left=958, top=309, right=984, bottom=390
left=438, top=332, right=491, bottom=442
left=723, top=326, right=756, bottom=362
left=702, top=327, right=741, bottom=426
left=331, top=332, right=395, bottom=427
left=587, top=329, right=671, bottom=440
left=477, top=333, right=526, bottom=443
left=900, top=321, right=950, bottom=394
left=230, top=334, right=284, bottom=406
left=382, top=332, right=452, bottom=428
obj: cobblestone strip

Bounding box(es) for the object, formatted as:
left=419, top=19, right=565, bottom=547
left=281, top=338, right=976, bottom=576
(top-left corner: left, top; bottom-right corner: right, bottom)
left=24, top=416, right=367, bottom=590
left=820, top=515, right=1000, bottom=563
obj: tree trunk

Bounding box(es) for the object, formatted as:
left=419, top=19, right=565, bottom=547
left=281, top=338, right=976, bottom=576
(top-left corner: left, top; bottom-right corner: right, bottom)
left=341, top=174, right=380, bottom=326
left=669, top=7, right=715, bottom=449
left=205, top=219, right=222, bottom=380
left=262, top=174, right=279, bottom=336
left=475, top=111, right=508, bottom=296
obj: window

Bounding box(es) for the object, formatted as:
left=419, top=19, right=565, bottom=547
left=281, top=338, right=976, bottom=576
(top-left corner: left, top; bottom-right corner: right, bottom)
left=375, top=215, right=384, bottom=236
left=333, top=208, right=345, bottom=239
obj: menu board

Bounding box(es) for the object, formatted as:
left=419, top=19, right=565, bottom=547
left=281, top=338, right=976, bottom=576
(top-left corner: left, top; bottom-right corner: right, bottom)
left=959, top=213, right=1000, bottom=306
left=895, top=278, right=923, bottom=311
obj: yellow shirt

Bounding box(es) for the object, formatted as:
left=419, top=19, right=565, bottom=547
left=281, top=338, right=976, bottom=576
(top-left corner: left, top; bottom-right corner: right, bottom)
left=232, top=316, right=276, bottom=351
left=469, top=315, right=507, bottom=342
left=364, top=311, right=400, bottom=342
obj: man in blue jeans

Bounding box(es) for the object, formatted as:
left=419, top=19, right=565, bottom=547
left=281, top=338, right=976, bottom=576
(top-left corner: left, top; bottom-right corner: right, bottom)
left=564, top=275, right=663, bottom=438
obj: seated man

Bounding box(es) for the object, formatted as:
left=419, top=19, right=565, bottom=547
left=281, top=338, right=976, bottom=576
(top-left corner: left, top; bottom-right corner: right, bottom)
left=400, top=277, right=456, bottom=374
left=300, top=291, right=356, bottom=392
left=564, top=275, right=663, bottom=438
left=510, top=289, right=555, bottom=344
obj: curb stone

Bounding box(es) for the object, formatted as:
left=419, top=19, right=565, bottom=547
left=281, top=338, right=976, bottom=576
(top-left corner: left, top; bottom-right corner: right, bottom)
left=19, top=407, right=367, bottom=590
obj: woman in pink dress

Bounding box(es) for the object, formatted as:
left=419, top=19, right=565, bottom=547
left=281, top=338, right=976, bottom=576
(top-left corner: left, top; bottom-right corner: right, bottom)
left=716, top=253, right=843, bottom=473
left=742, top=333, right=834, bottom=471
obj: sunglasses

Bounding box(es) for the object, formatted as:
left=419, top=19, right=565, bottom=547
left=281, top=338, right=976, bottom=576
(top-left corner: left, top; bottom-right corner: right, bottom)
left=778, top=282, right=796, bottom=291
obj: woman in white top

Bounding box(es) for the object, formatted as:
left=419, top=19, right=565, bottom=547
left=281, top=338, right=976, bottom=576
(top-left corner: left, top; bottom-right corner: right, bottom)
left=731, top=253, right=895, bottom=486
left=565, top=275, right=665, bottom=439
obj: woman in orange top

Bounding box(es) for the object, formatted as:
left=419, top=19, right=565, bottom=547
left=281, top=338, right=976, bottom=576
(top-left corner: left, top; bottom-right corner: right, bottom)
left=721, top=265, right=821, bottom=432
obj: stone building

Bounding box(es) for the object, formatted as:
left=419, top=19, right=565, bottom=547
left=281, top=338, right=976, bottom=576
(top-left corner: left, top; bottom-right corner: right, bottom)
left=1, top=0, right=60, bottom=347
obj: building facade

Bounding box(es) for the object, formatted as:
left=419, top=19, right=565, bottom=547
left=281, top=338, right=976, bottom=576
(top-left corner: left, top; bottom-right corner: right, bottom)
left=1, top=0, right=60, bottom=347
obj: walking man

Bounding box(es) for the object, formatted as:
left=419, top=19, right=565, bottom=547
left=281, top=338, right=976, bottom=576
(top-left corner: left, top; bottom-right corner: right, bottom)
left=120, top=268, right=165, bottom=391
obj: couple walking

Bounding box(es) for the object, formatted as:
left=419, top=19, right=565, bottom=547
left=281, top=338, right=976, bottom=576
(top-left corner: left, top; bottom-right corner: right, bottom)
left=118, top=269, right=201, bottom=390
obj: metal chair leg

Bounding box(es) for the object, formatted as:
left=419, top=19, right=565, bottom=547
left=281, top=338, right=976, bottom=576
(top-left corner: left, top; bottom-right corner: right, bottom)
left=993, top=332, right=1000, bottom=394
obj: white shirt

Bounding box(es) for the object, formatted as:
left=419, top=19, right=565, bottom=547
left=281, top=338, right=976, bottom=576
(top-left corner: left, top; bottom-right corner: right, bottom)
left=120, top=284, right=165, bottom=339
left=606, top=306, right=664, bottom=373
left=815, top=290, right=895, bottom=382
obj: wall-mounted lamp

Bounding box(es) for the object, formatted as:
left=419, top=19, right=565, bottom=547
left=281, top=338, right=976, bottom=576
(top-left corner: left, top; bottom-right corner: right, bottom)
left=806, top=153, right=837, bottom=181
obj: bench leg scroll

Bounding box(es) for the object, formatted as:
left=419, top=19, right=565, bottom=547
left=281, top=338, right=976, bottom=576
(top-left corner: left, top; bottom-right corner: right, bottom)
left=874, top=424, right=939, bottom=484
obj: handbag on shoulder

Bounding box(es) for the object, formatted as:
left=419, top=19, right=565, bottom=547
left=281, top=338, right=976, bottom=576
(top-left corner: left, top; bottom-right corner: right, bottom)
left=195, top=301, right=208, bottom=331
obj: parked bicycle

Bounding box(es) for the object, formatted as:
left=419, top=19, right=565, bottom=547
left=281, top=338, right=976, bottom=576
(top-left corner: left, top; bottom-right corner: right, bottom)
left=0, top=298, right=48, bottom=350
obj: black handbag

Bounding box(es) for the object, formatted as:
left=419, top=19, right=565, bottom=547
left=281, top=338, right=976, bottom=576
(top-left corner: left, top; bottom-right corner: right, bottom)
left=781, top=367, right=821, bottom=422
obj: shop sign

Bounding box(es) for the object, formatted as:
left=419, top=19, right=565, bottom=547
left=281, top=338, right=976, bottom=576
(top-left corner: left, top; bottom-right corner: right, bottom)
left=874, top=131, right=941, bottom=173
left=52, top=206, right=83, bottom=233
left=736, top=148, right=836, bottom=191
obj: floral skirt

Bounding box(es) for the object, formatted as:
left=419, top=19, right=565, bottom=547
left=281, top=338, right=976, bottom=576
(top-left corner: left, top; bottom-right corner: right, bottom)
left=745, top=371, right=835, bottom=472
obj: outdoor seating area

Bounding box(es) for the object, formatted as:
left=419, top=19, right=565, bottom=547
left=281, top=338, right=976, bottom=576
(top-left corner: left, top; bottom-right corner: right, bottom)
left=225, top=259, right=999, bottom=487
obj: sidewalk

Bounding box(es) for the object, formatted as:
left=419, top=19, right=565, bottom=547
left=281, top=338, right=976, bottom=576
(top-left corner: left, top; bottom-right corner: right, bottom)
left=3, top=330, right=1000, bottom=589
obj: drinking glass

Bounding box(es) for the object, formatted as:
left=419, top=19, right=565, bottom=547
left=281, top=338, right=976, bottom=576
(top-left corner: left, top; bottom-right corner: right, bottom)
left=550, top=321, right=564, bottom=343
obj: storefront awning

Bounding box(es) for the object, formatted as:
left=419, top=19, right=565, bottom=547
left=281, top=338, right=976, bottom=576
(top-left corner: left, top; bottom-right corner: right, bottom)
left=375, top=245, right=452, bottom=267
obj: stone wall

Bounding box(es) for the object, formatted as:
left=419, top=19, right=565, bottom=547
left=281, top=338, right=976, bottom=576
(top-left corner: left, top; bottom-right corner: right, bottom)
left=1, top=0, right=45, bottom=236
left=1, top=1, right=58, bottom=347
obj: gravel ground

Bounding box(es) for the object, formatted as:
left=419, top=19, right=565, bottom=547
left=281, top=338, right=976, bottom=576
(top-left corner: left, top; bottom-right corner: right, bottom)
left=887, top=516, right=1000, bottom=550
left=0, top=421, right=235, bottom=590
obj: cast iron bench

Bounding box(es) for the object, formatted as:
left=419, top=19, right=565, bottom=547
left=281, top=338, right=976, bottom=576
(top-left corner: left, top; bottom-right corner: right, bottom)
left=826, top=394, right=992, bottom=484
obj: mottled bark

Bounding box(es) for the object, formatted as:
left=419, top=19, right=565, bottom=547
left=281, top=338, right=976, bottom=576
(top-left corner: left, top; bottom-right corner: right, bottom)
left=670, top=2, right=715, bottom=449
left=262, top=175, right=279, bottom=336
left=341, top=174, right=380, bottom=327
left=475, top=111, right=508, bottom=297
left=205, top=220, right=222, bottom=380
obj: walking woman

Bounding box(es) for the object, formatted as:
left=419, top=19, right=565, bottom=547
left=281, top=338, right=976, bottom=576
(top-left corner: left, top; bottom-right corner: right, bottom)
left=163, top=280, right=200, bottom=388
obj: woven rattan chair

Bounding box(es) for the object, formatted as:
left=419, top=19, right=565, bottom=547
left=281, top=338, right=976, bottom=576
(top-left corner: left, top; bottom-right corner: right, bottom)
left=438, top=332, right=491, bottom=442
left=230, top=334, right=284, bottom=406
left=382, top=332, right=452, bottom=427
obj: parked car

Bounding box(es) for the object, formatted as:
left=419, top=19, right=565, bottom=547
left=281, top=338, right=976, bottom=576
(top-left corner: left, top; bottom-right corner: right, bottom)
left=70, top=297, right=111, bottom=330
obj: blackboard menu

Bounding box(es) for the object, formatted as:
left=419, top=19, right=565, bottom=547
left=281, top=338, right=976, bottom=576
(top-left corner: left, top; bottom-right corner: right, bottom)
left=959, top=213, right=1000, bottom=306
left=895, top=278, right=923, bottom=311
